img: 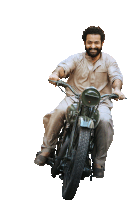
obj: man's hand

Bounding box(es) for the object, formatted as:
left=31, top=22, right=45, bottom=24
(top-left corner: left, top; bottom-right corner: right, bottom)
left=113, top=88, right=125, bottom=101
left=48, top=73, right=60, bottom=86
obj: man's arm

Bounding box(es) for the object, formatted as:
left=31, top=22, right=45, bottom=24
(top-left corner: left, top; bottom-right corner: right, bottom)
left=52, top=67, right=65, bottom=78
left=112, top=79, right=125, bottom=100
left=48, top=53, right=78, bottom=85
left=48, top=67, right=65, bottom=85
left=112, top=79, right=122, bottom=90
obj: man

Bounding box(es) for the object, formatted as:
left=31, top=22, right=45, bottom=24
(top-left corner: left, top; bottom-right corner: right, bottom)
left=34, top=26, right=125, bottom=178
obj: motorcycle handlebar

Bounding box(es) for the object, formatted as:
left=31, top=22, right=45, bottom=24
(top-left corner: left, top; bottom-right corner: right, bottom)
left=48, top=79, right=79, bottom=96
left=48, top=79, right=126, bottom=100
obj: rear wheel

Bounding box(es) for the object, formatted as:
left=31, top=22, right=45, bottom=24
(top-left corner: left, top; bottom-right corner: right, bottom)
left=62, top=127, right=90, bottom=200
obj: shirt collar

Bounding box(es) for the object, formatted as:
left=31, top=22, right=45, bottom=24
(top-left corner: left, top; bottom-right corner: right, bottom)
left=85, top=51, right=102, bottom=62
left=84, top=52, right=102, bottom=71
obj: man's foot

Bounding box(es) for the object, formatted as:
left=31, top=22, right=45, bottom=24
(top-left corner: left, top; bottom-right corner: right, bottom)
left=94, top=163, right=101, bottom=169
left=34, top=151, right=50, bottom=166
left=93, top=163, right=104, bottom=178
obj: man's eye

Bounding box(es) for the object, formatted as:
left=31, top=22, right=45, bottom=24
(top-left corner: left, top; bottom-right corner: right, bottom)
left=87, top=41, right=100, bottom=44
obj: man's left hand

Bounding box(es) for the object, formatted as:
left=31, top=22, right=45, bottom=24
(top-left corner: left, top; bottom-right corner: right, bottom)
left=113, top=88, right=125, bottom=100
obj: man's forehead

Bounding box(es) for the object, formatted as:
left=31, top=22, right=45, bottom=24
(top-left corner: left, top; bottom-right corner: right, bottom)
left=86, top=34, right=101, bottom=41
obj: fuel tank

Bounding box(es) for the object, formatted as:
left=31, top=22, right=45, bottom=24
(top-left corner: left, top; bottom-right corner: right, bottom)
left=66, top=103, right=100, bottom=128
left=66, top=103, right=78, bottom=124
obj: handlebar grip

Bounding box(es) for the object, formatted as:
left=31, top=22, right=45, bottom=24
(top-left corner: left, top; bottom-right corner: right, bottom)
left=48, top=79, right=57, bottom=84
left=111, top=94, right=119, bottom=99
left=48, top=79, right=67, bottom=87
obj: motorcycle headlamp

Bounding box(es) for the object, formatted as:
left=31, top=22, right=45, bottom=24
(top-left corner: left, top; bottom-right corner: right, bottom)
left=81, top=87, right=101, bottom=107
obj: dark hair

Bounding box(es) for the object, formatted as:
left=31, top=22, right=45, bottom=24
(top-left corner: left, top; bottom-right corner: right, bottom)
left=82, top=26, right=105, bottom=42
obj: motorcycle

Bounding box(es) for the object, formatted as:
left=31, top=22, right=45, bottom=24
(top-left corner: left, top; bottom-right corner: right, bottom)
left=38, top=79, right=125, bottom=200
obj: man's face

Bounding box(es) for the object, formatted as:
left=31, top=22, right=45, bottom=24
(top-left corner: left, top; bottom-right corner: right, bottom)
left=84, top=34, right=103, bottom=57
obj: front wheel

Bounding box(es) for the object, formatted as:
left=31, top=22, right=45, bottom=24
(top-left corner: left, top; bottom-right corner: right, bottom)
left=62, top=127, right=90, bottom=200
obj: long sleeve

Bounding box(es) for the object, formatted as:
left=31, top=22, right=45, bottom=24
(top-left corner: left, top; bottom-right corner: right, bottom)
left=56, top=54, right=77, bottom=78
left=106, top=55, right=123, bottom=85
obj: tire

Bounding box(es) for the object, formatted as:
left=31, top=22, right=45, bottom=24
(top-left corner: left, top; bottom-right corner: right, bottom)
left=62, top=127, right=90, bottom=200
left=51, top=138, right=70, bottom=178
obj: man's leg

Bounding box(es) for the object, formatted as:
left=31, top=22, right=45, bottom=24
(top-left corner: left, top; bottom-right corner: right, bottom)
left=34, top=96, right=76, bottom=165
left=92, top=104, right=114, bottom=177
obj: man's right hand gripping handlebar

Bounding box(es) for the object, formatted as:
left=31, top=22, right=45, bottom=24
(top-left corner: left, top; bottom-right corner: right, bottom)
left=48, top=73, right=60, bottom=86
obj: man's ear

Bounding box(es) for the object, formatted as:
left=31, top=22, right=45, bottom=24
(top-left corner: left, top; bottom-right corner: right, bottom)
left=84, top=41, right=86, bottom=45
left=102, top=41, right=104, bottom=46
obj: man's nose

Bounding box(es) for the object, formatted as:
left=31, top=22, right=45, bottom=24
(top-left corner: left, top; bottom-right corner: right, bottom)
left=91, top=43, right=96, bottom=48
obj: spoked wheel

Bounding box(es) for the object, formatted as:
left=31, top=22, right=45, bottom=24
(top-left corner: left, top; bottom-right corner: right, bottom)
left=62, top=127, right=90, bottom=200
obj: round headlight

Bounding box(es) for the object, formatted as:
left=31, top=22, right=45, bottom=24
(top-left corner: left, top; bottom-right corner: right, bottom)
left=81, top=87, right=101, bottom=107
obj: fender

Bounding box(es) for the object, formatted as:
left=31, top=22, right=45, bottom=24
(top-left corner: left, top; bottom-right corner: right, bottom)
left=78, top=116, right=94, bottom=128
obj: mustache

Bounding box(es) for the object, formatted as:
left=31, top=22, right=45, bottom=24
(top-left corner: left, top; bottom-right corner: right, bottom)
left=89, top=48, right=98, bottom=50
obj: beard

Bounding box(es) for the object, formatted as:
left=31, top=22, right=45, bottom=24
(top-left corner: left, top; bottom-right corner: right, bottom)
left=85, top=46, right=102, bottom=58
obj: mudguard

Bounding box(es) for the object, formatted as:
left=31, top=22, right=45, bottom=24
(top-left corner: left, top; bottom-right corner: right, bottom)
left=78, top=116, right=94, bottom=128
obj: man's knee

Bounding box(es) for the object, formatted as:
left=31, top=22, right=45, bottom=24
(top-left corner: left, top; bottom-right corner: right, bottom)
left=98, top=112, right=114, bottom=139
left=43, top=107, right=66, bottom=122
left=55, top=107, right=67, bottom=119
left=55, top=107, right=66, bottom=114
left=99, top=110, right=112, bottom=124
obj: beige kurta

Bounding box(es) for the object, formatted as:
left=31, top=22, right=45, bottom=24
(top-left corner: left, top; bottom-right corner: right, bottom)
left=56, top=52, right=123, bottom=107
